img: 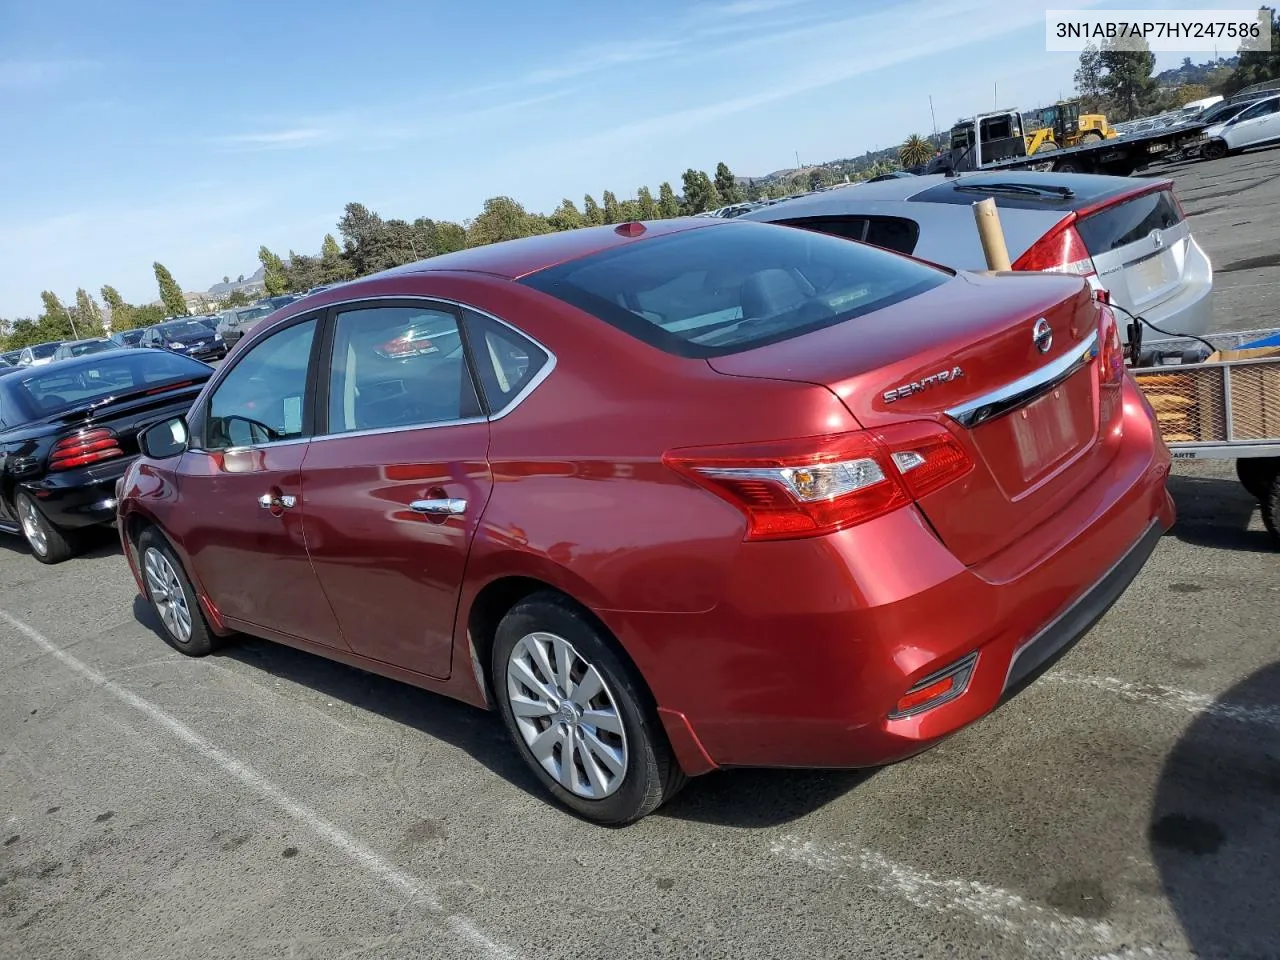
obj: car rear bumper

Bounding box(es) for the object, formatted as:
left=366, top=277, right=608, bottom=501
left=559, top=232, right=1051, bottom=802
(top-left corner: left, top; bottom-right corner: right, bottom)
left=609, top=379, right=1175, bottom=774
left=21, top=458, right=134, bottom=529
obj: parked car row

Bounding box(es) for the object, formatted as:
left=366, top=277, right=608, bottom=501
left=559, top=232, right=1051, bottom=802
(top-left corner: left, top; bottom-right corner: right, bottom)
left=2, top=202, right=1182, bottom=824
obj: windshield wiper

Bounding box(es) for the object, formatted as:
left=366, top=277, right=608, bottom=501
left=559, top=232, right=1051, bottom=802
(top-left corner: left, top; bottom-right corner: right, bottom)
left=954, top=182, right=1075, bottom=199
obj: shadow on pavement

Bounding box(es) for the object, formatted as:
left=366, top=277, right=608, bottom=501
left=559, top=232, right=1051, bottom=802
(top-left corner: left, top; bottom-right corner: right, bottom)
left=1167, top=472, right=1273, bottom=553
left=1151, top=661, right=1280, bottom=958
left=131, top=595, right=859, bottom=828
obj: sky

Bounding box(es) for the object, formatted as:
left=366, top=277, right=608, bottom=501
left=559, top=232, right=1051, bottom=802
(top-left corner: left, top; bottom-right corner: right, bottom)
left=0, top=0, right=1255, bottom=317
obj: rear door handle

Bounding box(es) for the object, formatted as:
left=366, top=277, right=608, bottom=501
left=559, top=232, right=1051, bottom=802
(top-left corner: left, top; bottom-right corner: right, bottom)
left=409, top=498, right=467, bottom=517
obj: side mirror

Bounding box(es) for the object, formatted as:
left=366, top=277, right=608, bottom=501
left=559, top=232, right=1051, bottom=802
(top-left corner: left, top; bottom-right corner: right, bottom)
left=139, top=416, right=189, bottom=459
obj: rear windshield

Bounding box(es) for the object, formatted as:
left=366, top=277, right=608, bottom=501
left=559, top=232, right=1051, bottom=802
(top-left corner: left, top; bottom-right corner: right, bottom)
left=31, top=343, right=59, bottom=359
left=1075, top=189, right=1183, bottom=254
left=520, top=221, right=949, bottom=358
left=11, top=351, right=209, bottom=418
left=157, top=320, right=212, bottom=339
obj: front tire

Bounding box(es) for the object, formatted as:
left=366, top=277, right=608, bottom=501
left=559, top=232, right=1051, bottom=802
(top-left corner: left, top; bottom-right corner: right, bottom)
left=492, top=592, right=686, bottom=825
left=138, top=528, right=222, bottom=656
left=15, top=492, right=80, bottom=565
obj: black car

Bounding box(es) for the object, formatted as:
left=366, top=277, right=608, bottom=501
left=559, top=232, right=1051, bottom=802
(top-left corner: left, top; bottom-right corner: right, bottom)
left=140, top=318, right=227, bottom=362
left=0, top=349, right=214, bottom=564
left=109, top=329, right=146, bottom=349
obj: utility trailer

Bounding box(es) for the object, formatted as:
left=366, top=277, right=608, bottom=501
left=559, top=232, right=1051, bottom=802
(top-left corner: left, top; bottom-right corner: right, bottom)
left=1128, top=328, right=1280, bottom=542
left=933, top=109, right=1208, bottom=178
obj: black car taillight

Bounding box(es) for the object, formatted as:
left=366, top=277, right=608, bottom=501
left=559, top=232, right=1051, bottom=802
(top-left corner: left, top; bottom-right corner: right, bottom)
left=49, top=428, right=124, bottom=471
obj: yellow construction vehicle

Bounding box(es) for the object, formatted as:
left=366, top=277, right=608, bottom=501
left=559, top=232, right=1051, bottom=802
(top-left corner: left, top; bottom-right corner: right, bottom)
left=1020, top=100, right=1117, bottom=154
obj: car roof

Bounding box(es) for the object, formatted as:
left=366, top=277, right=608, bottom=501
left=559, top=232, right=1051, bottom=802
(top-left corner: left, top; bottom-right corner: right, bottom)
left=370, top=218, right=713, bottom=282
left=7, top=348, right=187, bottom=376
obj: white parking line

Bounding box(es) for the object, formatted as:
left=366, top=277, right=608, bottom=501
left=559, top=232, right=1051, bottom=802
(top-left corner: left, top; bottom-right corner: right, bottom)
left=772, top=837, right=1185, bottom=960
left=0, top=608, right=523, bottom=960
left=1045, top=672, right=1280, bottom=729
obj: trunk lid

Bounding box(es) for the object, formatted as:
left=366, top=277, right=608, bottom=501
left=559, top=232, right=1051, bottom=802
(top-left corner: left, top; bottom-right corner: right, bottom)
left=45, top=380, right=205, bottom=461
left=707, top=270, right=1120, bottom=566
left=1075, top=184, right=1189, bottom=317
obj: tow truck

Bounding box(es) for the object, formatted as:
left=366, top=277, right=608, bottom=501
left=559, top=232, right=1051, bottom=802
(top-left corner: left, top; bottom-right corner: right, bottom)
left=931, top=106, right=1207, bottom=177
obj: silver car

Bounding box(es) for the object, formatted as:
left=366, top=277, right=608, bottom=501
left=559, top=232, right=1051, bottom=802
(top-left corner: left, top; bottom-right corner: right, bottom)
left=740, top=171, right=1213, bottom=344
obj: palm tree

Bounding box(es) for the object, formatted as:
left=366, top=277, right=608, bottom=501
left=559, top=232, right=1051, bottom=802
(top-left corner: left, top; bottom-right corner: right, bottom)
left=899, top=134, right=934, bottom=168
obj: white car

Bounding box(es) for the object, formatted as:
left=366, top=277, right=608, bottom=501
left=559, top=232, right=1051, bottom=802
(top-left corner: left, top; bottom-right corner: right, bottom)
left=740, top=170, right=1212, bottom=345
left=18, top=342, right=63, bottom=367
left=1201, top=94, right=1280, bottom=161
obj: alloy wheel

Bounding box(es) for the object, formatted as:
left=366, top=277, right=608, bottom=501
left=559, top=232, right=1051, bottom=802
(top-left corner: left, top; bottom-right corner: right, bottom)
left=505, top=631, right=629, bottom=800
left=19, top=499, right=48, bottom=557
left=144, top=547, right=193, bottom=644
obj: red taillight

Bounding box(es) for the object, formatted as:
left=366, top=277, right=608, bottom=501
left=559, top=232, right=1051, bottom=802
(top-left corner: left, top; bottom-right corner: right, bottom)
left=1098, top=305, right=1125, bottom=386
left=49, top=428, right=124, bottom=471
left=663, top=423, right=973, bottom=542
left=1012, top=219, right=1096, bottom=278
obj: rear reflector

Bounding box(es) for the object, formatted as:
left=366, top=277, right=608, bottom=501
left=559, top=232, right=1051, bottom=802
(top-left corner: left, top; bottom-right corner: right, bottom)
left=664, top=422, right=973, bottom=542
left=889, top=652, right=978, bottom=719
left=49, top=427, right=124, bottom=471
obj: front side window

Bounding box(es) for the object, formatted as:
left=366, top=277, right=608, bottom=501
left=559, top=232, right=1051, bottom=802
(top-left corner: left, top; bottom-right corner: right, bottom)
left=205, top=319, right=316, bottom=449
left=326, top=305, right=480, bottom=434
left=521, top=221, right=948, bottom=358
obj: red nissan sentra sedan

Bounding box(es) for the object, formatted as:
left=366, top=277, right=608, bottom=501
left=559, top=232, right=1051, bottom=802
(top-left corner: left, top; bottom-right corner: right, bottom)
left=118, top=217, right=1174, bottom=824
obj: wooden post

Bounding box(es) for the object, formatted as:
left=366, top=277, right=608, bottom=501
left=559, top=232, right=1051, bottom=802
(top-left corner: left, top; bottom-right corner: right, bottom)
left=972, top=197, right=1012, bottom=271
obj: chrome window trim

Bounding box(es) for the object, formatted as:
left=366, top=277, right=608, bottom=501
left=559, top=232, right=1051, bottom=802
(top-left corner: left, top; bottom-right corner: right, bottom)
left=945, top=330, right=1099, bottom=429
left=198, top=295, right=556, bottom=452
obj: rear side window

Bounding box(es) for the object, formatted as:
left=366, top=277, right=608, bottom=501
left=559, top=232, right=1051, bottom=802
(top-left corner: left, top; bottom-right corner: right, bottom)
left=462, top=309, right=548, bottom=413
left=521, top=221, right=948, bottom=358
left=1075, top=189, right=1183, bottom=254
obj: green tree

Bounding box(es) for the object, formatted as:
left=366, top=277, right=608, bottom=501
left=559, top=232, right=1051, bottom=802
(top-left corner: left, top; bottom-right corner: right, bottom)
left=601, top=190, right=621, bottom=224
left=1099, top=38, right=1158, bottom=120
left=746, top=179, right=764, bottom=202
left=100, top=285, right=134, bottom=331
left=319, top=232, right=355, bottom=284
left=636, top=186, right=657, bottom=220
left=466, top=196, right=551, bottom=247
left=583, top=194, right=605, bottom=226
left=222, top=290, right=252, bottom=307
left=131, top=304, right=166, bottom=328
left=433, top=221, right=467, bottom=254
left=1074, top=42, right=1106, bottom=113
left=680, top=169, right=720, bottom=214
left=1224, top=8, right=1280, bottom=94
left=550, top=198, right=584, bottom=231
left=222, top=275, right=230, bottom=285
left=74, top=287, right=104, bottom=335
left=899, top=134, right=934, bottom=168
left=618, top=199, right=642, bottom=222
left=258, top=246, right=290, bottom=296
left=38, top=291, right=78, bottom=340
left=657, top=182, right=681, bottom=218
left=714, top=162, right=743, bottom=204
left=153, top=262, right=188, bottom=315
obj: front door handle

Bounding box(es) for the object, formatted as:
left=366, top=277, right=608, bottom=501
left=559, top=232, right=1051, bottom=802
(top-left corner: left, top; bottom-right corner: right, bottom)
left=258, top=493, right=297, bottom=510
left=409, top=498, right=467, bottom=517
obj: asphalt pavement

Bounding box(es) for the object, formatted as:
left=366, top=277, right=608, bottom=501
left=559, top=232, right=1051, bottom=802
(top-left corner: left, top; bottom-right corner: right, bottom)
left=2, top=149, right=1279, bottom=960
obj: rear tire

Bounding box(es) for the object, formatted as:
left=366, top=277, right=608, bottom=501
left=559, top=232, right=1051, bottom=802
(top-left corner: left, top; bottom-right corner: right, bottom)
left=1237, top=457, right=1280, bottom=502
left=491, top=591, right=686, bottom=825
left=1201, top=139, right=1228, bottom=162
left=137, top=528, right=222, bottom=656
left=1263, top=473, right=1280, bottom=545
left=1081, top=131, right=1104, bottom=143
left=15, top=492, right=80, bottom=565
